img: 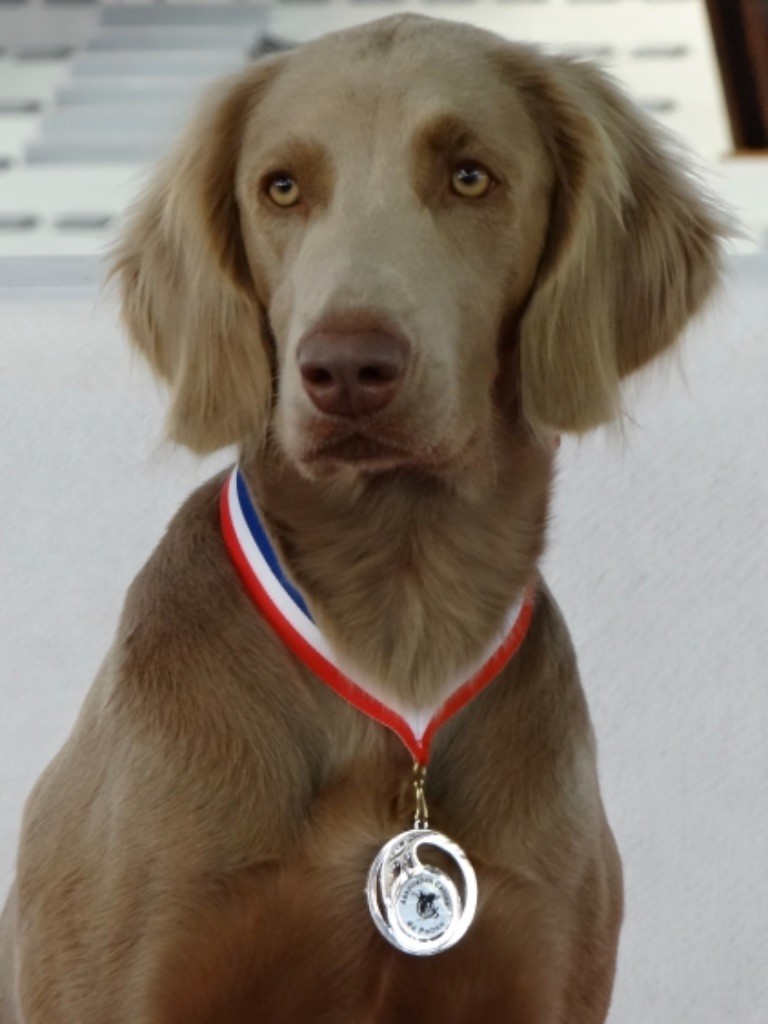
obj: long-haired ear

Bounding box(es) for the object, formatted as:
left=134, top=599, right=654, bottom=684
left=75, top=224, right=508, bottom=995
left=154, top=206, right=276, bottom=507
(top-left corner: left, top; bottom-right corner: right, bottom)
left=507, top=53, right=729, bottom=434
left=111, top=57, right=285, bottom=453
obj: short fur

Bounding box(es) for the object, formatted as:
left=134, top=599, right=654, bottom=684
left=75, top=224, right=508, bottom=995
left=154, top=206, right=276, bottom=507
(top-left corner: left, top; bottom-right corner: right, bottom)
left=0, top=15, right=726, bottom=1023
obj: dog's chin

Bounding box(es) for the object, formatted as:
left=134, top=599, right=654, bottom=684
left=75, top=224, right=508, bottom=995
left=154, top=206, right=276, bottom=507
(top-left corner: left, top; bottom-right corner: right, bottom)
left=296, top=434, right=438, bottom=480
left=288, top=427, right=486, bottom=489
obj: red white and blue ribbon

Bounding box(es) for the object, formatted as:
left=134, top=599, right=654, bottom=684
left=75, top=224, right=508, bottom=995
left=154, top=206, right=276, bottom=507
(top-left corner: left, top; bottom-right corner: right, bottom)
left=221, top=467, right=534, bottom=764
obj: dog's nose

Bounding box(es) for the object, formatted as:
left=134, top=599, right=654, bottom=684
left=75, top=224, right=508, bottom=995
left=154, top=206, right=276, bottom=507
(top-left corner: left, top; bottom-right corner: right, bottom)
left=297, top=330, right=409, bottom=417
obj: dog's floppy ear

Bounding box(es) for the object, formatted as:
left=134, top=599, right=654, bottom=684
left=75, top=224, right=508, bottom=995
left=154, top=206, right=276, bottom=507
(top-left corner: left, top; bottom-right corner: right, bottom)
left=111, top=58, right=284, bottom=452
left=509, top=54, right=728, bottom=434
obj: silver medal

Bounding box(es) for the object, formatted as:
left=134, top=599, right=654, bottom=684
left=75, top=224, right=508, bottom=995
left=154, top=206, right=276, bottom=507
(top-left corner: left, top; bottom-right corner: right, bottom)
left=366, top=827, right=478, bottom=955
left=366, top=764, right=477, bottom=956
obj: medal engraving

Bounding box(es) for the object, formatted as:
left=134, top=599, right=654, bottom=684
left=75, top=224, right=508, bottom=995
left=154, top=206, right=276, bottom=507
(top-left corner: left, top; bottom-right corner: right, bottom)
left=366, top=829, right=477, bottom=955
left=396, top=872, right=454, bottom=940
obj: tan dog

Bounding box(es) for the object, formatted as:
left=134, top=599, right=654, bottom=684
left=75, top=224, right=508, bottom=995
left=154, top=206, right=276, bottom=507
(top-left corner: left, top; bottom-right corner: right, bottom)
left=0, top=15, right=726, bottom=1023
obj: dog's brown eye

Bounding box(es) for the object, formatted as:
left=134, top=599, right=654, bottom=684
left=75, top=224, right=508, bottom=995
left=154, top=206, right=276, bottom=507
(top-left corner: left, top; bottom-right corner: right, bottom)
left=451, top=164, right=494, bottom=199
left=267, top=174, right=301, bottom=208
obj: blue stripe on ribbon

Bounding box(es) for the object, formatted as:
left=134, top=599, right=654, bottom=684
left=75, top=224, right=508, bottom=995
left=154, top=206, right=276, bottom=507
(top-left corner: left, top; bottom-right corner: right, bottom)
left=235, top=470, right=314, bottom=622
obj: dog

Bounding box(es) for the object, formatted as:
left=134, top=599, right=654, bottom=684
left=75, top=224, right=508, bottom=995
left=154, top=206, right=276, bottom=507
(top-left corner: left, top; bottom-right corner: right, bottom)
left=0, top=14, right=726, bottom=1023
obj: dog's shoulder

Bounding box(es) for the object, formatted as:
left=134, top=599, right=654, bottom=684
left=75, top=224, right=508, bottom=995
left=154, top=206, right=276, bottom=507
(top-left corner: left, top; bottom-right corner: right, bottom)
left=112, top=469, right=277, bottom=696
left=121, top=470, right=232, bottom=629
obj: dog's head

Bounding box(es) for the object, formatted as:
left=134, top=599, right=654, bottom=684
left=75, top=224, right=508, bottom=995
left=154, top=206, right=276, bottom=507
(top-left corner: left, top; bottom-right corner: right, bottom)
left=113, top=15, right=726, bottom=480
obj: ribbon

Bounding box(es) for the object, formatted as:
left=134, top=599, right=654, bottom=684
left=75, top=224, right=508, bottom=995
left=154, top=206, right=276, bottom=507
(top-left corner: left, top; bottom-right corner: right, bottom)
left=221, top=468, right=534, bottom=763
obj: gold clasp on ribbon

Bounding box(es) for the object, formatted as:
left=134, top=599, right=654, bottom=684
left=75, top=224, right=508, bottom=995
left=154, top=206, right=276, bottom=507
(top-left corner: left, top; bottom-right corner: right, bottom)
left=413, top=761, right=429, bottom=830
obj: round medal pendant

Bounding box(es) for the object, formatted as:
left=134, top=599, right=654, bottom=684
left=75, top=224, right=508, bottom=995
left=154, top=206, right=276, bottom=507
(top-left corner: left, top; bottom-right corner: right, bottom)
left=366, top=828, right=478, bottom=955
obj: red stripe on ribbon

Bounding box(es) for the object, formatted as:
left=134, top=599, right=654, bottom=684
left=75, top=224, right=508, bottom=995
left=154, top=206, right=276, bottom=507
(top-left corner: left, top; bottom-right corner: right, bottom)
left=221, top=478, right=534, bottom=764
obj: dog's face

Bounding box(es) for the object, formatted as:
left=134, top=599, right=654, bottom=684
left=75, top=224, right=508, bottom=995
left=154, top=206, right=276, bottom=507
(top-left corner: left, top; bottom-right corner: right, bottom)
left=114, top=15, right=724, bottom=479
left=236, top=30, right=553, bottom=477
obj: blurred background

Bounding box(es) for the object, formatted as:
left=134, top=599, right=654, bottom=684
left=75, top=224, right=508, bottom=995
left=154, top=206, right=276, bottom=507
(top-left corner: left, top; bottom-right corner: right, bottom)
left=1, top=3, right=767, bottom=1023
left=0, top=0, right=766, bottom=262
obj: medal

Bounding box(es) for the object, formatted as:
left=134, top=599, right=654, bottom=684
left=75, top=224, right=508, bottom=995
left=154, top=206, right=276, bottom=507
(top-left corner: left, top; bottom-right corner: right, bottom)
left=366, top=764, right=477, bottom=956
left=221, top=468, right=534, bottom=957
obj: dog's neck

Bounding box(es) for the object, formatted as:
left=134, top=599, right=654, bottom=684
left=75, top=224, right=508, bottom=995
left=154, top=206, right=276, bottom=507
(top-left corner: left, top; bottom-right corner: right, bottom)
left=238, top=436, right=552, bottom=707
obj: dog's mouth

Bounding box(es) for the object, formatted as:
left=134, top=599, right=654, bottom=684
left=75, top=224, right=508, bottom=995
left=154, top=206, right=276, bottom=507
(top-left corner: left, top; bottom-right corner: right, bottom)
left=296, top=423, right=482, bottom=480
left=303, top=432, right=418, bottom=472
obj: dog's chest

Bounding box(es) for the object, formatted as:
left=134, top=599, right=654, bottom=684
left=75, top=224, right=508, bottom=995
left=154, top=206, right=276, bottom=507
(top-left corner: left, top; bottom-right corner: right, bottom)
left=224, top=805, right=556, bottom=1022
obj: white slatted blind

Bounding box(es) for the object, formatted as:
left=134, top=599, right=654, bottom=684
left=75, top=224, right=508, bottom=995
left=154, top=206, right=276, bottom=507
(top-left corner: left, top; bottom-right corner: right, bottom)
left=0, top=0, right=764, bottom=259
